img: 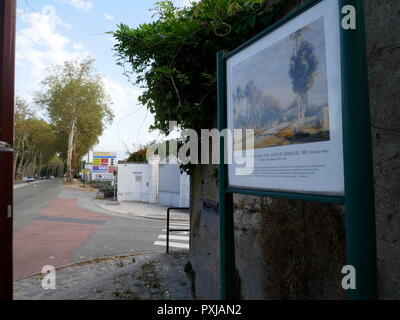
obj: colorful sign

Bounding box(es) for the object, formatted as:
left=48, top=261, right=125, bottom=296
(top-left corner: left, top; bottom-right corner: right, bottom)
left=92, top=151, right=117, bottom=181
left=93, top=165, right=108, bottom=172
left=108, top=166, right=116, bottom=174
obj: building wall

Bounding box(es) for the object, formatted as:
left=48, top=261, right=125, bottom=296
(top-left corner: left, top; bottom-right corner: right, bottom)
left=180, top=172, right=190, bottom=208
left=364, top=0, right=400, bottom=299
left=189, top=0, right=399, bottom=300
left=117, top=163, right=150, bottom=202
left=159, top=164, right=181, bottom=206
left=148, top=156, right=160, bottom=204
left=117, top=161, right=190, bottom=208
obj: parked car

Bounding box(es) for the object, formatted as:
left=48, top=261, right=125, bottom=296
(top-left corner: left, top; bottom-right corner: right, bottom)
left=23, top=176, right=35, bottom=183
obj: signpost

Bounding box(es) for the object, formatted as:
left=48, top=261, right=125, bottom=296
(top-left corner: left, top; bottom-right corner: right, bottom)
left=218, top=0, right=376, bottom=300
left=92, top=151, right=117, bottom=181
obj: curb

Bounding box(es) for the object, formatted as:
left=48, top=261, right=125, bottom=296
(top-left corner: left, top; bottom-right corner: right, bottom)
left=14, top=252, right=160, bottom=282
left=91, top=199, right=190, bottom=222
left=63, top=184, right=98, bottom=192
left=14, top=180, right=47, bottom=189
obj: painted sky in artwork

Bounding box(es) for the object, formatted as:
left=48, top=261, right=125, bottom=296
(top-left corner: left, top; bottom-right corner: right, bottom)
left=232, top=17, right=328, bottom=109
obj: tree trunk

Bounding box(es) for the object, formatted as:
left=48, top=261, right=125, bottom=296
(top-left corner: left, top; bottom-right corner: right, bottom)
left=66, top=120, right=76, bottom=183
left=13, top=150, right=19, bottom=180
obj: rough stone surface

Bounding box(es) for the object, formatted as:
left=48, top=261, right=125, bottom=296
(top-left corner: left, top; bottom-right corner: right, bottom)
left=364, top=0, right=400, bottom=299
left=189, top=0, right=400, bottom=300
left=189, top=164, right=220, bottom=300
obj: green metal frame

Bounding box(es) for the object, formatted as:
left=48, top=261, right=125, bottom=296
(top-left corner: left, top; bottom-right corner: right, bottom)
left=217, top=0, right=377, bottom=300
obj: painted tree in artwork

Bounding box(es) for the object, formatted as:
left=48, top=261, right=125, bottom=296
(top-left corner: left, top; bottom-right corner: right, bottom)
left=289, top=27, right=318, bottom=132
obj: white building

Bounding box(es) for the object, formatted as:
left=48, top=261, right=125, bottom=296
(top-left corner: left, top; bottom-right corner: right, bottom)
left=117, top=158, right=190, bottom=207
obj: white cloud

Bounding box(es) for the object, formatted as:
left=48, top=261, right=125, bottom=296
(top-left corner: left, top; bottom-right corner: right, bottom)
left=15, top=6, right=156, bottom=160
left=56, top=16, right=72, bottom=29
left=104, top=13, right=114, bottom=21
left=174, top=0, right=199, bottom=8
left=96, top=78, right=158, bottom=159
left=16, top=10, right=91, bottom=101
left=73, top=42, right=84, bottom=50
left=58, top=0, right=93, bottom=13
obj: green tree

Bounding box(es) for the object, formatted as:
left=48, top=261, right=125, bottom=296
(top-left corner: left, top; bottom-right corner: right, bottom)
left=35, top=58, right=114, bottom=182
left=41, top=156, right=65, bottom=178
left=14, top=97, right=57, bottom=179
left=112, top=0, right=289, bottom=171
left=127, top=147, right=148, bottom=163
left=14, top=97, right=33, bottom=178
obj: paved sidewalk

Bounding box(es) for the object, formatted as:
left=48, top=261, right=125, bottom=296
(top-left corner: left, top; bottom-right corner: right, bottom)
left=93, top=199, right=189, bottom=221
left=14, top=252, right=193, bottom=300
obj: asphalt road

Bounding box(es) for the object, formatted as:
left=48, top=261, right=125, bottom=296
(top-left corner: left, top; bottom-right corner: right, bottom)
left=13, top=178, right=65, bottom=232
left=13, top=178, right=166, bottom=278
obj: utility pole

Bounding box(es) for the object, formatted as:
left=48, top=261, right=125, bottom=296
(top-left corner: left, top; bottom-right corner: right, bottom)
left=0, top=0, right=16, bottom=300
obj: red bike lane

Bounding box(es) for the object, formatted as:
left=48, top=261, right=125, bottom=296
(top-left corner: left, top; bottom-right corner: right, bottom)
left=13, top=197, right=111, bottom=279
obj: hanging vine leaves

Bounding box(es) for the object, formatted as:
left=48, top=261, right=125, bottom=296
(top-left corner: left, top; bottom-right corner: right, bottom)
left=112, top=0, right=291, bottom=137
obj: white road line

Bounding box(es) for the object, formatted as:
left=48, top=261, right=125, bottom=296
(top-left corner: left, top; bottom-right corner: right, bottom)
left=162, top=230, right=189, bottom=234
left=154, top=241, right=189, bottom=249
left=167, top=224, right=189, bottom=227
left=158, top=234, right=189, bottom=241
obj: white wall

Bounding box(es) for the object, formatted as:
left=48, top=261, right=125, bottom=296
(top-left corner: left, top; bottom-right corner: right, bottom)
left=148, top=155, right=160, bottom=204
left=117, top=160, right=190, bottom=207
left=159, top=164, right=180, bottom=207
left=180, top=171, right=190, bottom=207
left=117, top=163, right=149, bottom=202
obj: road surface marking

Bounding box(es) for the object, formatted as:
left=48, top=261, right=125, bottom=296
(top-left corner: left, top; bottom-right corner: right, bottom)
left=158, top=234, right=189, bottom=241
left=154, top=222, right=190, bottom=249
left=154, top=241, right=189, bottom=249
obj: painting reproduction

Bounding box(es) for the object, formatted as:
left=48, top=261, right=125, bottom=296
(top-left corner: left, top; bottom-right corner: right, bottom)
left=232, top=17, right=329, bottom=150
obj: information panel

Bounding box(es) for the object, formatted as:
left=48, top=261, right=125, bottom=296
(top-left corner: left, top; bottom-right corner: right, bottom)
left=92, top=151, right=117, bottom=181
left=226, top=0, right=344, bottom=196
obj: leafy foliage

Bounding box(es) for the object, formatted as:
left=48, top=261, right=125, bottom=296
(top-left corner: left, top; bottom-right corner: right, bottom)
left=14, top=97, right=57, bottom=179
left=34, top=58, right=114, bottom=179
left=112, top=0, right=289, bottom=135
left=127, top=146, right=148, bottom=162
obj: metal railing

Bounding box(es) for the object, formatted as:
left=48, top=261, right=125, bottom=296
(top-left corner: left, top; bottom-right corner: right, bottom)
left=166, top=207, right=190, bottom=253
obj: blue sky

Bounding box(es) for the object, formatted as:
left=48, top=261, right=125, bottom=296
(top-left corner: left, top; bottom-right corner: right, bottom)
left=15, top=0, right=193, bottom=160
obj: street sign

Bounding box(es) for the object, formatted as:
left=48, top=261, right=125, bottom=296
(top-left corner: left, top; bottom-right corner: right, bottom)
left=92, top=152, right=117, bottom=181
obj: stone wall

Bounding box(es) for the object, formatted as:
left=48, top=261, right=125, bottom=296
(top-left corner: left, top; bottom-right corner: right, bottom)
left=189, top=0, right=400, bottom=300
left=364, top=0, right=400, bottom=299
